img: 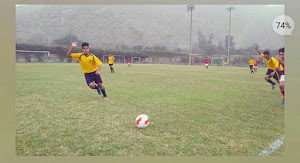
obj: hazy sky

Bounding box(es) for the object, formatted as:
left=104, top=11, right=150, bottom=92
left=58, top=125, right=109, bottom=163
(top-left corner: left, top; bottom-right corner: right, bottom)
left=16, top=5, right=284, bottom=49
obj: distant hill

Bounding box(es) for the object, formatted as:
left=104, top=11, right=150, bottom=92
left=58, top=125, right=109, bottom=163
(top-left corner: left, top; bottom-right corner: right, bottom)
left=16, top=5, right=284, bottom=50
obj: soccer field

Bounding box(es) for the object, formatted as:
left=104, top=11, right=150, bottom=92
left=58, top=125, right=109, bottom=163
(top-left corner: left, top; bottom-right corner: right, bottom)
left=16, top=63, right=284, bottom=156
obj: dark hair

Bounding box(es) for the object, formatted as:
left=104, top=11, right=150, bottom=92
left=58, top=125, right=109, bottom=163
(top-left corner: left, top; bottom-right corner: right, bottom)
left=263, top=51, right=270, bottom=55
left=279, top=48, right=284, bottom=53
left=82, top=42, right=89, bottom=48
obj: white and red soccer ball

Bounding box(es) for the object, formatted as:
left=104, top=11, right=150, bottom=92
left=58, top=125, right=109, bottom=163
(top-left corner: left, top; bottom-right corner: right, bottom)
left=135, top=114, right=150, bottom=128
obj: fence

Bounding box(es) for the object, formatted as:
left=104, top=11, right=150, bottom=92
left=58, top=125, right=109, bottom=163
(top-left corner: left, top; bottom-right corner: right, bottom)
left=16, top=44, right=267, bottom=67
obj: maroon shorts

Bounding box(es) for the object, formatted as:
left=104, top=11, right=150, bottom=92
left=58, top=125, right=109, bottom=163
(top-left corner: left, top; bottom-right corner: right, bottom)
left=84, top=71, right=103, bottom=85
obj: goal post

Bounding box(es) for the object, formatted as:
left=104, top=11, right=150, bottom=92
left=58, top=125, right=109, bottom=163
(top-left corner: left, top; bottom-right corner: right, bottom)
left=131, top=57, right=141, bottom=64
left=16, top=50, right=51, bottom=63
left=211, top=57, right=226, bottom=66
left=102, top=55, right=125, bottom=63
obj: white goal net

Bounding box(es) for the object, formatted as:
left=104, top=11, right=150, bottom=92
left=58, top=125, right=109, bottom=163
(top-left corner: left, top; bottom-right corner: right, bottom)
left=16, top=50, right=51, bottom=63
left=131, top=57, right=141, bottom=64
left=211, top=58, right=226, bottom=66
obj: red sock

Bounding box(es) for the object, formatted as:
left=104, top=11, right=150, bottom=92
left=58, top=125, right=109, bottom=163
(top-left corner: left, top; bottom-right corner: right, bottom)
left=281, top=90, right=285, bottom=102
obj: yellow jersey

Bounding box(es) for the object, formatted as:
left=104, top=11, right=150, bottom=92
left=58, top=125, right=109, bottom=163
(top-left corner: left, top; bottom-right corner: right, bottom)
left=249, top=59, right=255, bottom=66
left=280, top=64, right=284, bottom=71
left=260, top=53, right=279, bottom=70
left=108, top=56, right=115, bottom=64
left=71, top=53, right=102, bottom=73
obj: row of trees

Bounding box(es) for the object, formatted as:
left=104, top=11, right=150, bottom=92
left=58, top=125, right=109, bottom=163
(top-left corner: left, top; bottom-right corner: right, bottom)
left=16, top=43, right=187, bottom=63
left=52, top=33, right=281, bottom=57
left=191, top=30, right=236, bottom=56
left=192, top=29, right=280, bottom=57
left=52, top=34, right=185, bottom=53
left=17, top=33, right=281, bottom=64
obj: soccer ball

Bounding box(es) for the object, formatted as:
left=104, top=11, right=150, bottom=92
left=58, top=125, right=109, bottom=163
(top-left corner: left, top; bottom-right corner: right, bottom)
left=135, top=114, right=150, bottom=128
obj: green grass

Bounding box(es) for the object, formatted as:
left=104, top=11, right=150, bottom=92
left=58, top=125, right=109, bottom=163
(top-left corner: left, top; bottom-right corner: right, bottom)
left=272, top=144, right=284, bottom=156
left=16, top=63, right=284, bottom=156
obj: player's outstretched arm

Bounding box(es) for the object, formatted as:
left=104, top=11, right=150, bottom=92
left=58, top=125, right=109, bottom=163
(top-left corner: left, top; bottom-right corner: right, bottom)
left=255, top=45, right=262, bottom=55
left=67, top=42, right=78, bottom=57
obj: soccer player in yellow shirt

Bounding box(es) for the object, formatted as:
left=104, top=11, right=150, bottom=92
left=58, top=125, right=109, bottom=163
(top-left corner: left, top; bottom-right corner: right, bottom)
left=248, top=57, right=255, bottom=73
left=108, top=53, right=115, bottom=73
left=67, top=42, right=107, bottom=99
left=255, top=46, right=281, bottom=90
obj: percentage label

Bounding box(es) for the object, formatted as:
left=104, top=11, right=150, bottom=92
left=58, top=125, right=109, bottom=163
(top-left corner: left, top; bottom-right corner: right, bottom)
left=276, top=22, right=292, bottom=29
left=273, top=15, right=295, bottom=35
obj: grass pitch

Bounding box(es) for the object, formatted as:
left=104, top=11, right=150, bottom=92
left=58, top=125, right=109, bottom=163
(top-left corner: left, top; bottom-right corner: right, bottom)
left=16, top=63, right=284, bottom=156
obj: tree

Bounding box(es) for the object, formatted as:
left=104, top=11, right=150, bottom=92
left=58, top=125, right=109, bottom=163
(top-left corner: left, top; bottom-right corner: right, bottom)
left=197, top=30, right=207, bottom=53
left=53, top=34, right=83, bottom=46
left=205, top=43, right=218, bottom=56
left=217, top=40, right=225, bottom=55
left=224, top=35, right=235, bottom=53
left=205, top=33, right=218, bottom=55
left=218, top=40, right=224, bottom=50
left=192, top=43, right=199, bottom=53
left=196, top=30, right=219, bottom=56
left=207, top=33, right=214, bottom=45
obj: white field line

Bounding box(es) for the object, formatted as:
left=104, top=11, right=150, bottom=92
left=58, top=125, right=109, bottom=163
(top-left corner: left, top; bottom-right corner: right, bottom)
left=258, top=136, right=284, bottom=156
left=128, top=71, right=269, bottom=85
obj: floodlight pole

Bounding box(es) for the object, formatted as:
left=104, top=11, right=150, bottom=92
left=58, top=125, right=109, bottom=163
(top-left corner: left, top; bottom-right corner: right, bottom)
left=226, top=7, right=234, bottom=65
left=187, top=5, right=195, bottom=65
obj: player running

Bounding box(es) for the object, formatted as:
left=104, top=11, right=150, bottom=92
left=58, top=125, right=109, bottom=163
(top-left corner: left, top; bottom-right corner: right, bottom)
left=254, top=58, right=258, bottom=72
left=108, top=53, right=115, bottom=73
left=255, top=46, right=281, bottom=90
left=127, top=58, right=131, bottom=67
left=248, top=57, right=255, bottom=73
left=277, top=48, right=285, bottom=105
left=204, top=57, right=209, bottom=69
left=67, top=42, right=108, bottom=99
